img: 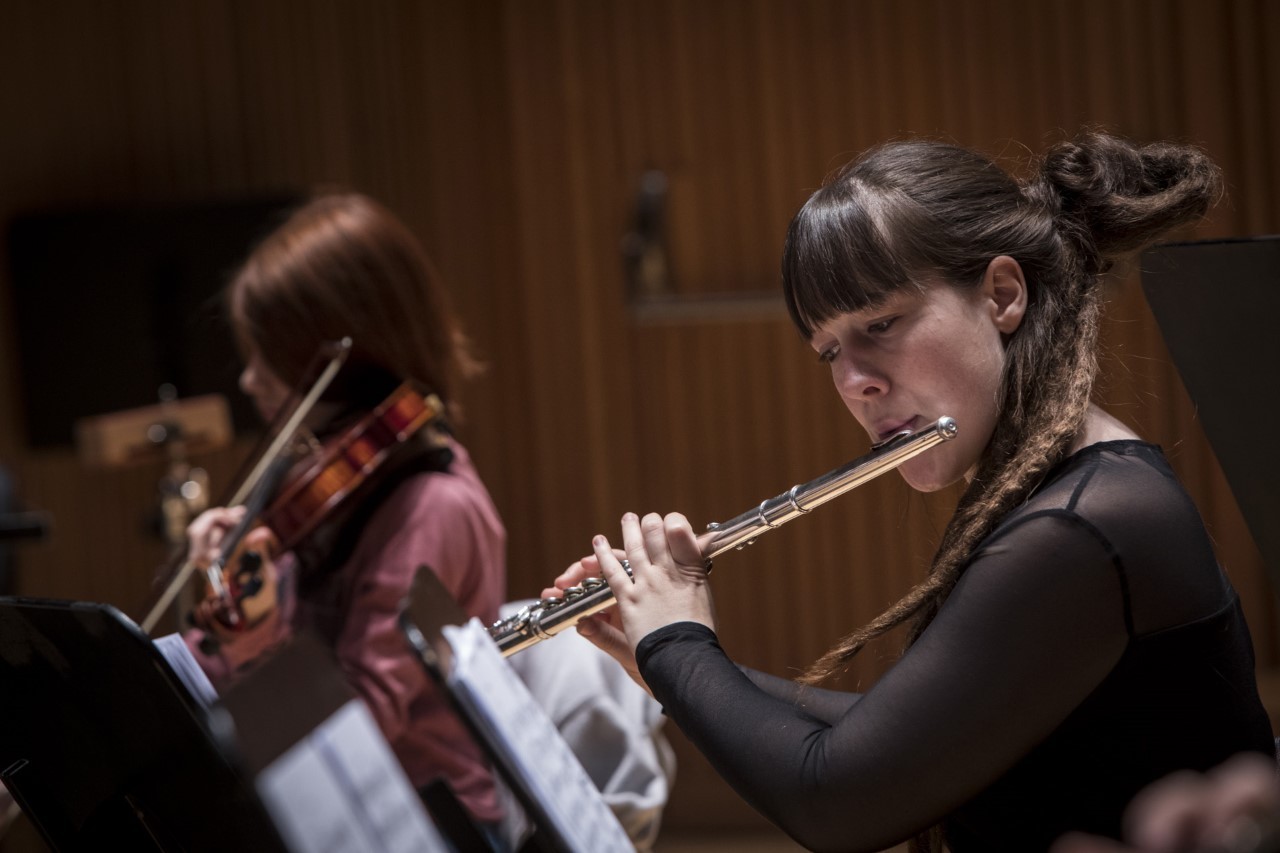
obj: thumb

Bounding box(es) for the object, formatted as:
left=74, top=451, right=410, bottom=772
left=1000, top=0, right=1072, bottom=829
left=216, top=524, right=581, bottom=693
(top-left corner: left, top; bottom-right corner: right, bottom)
left=576, top=616, right=633, bottom=661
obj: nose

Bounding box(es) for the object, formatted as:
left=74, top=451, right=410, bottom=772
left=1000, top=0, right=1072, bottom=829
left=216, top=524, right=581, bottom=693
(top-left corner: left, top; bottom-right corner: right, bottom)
left=238, top=362, right=257, bottom=397
left=832, top=353, right=887, bottom=403
left=239, top=352, right=272, bottom=400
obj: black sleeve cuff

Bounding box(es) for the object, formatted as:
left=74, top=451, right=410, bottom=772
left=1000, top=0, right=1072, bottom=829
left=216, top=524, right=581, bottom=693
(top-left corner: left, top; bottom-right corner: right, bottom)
left=635, top=621, right=719, bottom=673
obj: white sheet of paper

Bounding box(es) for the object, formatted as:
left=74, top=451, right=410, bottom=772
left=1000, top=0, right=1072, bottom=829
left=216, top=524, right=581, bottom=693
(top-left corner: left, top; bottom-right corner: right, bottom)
left=444, top=618, right=633, bottom=852
left=153, top=632, right=219, bottom=708
left=256, top=700, right=449, bottom=853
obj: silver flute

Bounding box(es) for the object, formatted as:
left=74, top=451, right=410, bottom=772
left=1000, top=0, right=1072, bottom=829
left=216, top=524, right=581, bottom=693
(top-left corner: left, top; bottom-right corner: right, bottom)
left=489, top=415, right=958, bottom=657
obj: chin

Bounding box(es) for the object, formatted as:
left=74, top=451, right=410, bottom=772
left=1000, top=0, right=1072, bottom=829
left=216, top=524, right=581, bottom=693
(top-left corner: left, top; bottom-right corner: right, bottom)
left=898, top=472, right=949, bottom=493
left=897, top=459, right=964, bottom=494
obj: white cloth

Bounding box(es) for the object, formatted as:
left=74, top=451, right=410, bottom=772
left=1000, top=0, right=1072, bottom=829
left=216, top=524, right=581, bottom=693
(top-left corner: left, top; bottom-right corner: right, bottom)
left=499, top=602, right=675, bottom=851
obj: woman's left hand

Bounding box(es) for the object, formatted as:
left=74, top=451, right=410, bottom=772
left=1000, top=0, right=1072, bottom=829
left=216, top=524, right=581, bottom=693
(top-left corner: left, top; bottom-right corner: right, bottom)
left=590, top=511, right=716, bottom=656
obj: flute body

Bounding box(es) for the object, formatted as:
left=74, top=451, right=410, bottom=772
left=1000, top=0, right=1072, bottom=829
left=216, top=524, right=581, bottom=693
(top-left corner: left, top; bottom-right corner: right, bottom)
left=489, top=416, right=958, bottom=657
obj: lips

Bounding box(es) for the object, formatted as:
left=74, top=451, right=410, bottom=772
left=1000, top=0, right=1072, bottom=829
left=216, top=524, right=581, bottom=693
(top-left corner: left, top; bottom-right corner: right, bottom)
left=874, top=417, right=918, bottom=444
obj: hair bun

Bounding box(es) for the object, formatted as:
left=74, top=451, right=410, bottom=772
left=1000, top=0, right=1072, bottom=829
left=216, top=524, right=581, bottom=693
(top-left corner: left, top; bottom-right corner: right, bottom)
left=1031, top=130, right=1223, bottom=269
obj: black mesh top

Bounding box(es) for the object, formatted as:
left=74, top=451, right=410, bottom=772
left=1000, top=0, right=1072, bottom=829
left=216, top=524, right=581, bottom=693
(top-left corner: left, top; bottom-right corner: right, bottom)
left=636, top=441, right=1275, bottom=853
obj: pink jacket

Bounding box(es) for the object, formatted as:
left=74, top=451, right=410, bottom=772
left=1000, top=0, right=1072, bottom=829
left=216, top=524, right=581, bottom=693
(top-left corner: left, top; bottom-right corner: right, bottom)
left=188, top=443, right=507, bottom=822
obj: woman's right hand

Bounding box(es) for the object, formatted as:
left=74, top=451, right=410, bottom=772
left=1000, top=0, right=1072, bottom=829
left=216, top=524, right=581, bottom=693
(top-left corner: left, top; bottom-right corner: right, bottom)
left=186, top=506, right=248, bottom=567
left=590, top=511, right=715, bottom=648
left=552, top=512, right=715, bottom=693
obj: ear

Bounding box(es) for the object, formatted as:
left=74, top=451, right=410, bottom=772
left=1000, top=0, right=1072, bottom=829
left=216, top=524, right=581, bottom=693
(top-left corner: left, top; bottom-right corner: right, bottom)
left=982, top=255, right=1027, bottom=335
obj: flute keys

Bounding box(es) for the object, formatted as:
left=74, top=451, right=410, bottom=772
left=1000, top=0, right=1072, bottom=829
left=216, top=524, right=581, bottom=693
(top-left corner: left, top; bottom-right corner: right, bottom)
left=491, top=604, right=533, bottom=632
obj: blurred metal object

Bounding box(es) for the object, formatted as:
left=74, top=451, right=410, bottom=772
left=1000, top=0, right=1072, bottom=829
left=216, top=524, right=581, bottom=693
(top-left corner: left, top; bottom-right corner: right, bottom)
left=622, top=170, right=672, bottom=297
left=75, top=391, right=232, bottom=469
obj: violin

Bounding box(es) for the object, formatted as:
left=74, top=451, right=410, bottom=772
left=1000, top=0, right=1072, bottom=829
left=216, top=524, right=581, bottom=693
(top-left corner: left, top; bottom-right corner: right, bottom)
left=193, top=381, right=448, bottom=635
left=140, top=337, right=448, bottom=637
left=140, top=339, right=353, bottom=634
left=263, top=382, right=446, bottom=553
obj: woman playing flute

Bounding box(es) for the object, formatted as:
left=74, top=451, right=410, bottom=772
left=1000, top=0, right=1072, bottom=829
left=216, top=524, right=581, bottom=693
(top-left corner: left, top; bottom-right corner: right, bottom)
left=554, top=130, right=1275, bottom=852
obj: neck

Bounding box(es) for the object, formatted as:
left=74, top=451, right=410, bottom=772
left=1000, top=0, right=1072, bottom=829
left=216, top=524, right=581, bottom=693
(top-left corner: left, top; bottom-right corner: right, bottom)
left=1069, top=404, right=1140, bottom=454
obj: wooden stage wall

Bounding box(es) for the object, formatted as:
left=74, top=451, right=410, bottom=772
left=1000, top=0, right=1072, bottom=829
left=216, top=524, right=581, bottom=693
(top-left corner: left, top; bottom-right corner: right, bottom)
left=0, top=0, right=1276, bottom=842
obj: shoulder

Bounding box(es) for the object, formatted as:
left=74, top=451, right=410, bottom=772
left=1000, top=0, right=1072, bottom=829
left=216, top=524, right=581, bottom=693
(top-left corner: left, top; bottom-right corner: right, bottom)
left=979, top=441, right=1201, bottom=567
left=973, top=440, right=1228, bottom=632
left=348, top=441, right=506, bottom=570
left=971, top=443, right=1184, bottom=583
left=375, top=442, right=503, bottom=529
left=347, top=442, right=506, bottom=616
left=1001, top=441, right=1188, bottom=535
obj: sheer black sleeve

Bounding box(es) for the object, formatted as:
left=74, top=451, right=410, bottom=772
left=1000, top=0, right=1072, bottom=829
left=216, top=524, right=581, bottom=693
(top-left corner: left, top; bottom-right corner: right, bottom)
left=738, top=667, right=862, bottom=724
left=636, top=512, right=1133, bottom=853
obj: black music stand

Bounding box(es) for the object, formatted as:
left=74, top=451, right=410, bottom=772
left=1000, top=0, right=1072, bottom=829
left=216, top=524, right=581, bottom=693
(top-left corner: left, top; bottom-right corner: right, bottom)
left=1140, top=235, right=1280, bottom=590
left=0, top=596, right=287, bottom=852
left=399, top=568, right=635, bottom=853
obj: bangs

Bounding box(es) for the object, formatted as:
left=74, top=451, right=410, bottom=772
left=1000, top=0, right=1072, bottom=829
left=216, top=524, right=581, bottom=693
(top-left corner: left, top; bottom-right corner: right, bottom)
left=782, top=183, right=917, bottom=339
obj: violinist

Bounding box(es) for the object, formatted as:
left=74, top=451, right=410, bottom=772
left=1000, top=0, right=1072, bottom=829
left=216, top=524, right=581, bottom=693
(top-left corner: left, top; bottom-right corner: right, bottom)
left=183, top=192, right=507, bottom=831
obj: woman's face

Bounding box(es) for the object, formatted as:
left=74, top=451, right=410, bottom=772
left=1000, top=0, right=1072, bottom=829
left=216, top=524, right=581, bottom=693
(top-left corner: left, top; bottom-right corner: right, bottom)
left=239, top=348, right=292, bottom=424
left=807, top=261, right=1026, bottom=492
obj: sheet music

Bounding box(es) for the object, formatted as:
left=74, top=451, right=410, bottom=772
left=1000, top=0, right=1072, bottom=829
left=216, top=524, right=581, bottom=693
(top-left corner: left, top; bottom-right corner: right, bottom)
left=256, top=700, right=449, bottom=853
left=153, top=633, right=219, bottom=708
left=444, top=618, right=633, bottom=852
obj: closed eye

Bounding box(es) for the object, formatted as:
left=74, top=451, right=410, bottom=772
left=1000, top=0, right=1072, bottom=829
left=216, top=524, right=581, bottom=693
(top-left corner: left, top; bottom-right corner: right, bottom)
left=868, top=316, right=898, bottom=334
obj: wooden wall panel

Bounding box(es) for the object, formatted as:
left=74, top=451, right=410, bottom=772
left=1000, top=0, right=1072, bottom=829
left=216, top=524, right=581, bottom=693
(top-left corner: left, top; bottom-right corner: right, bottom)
left=0, top=0, right=1276, bottom=845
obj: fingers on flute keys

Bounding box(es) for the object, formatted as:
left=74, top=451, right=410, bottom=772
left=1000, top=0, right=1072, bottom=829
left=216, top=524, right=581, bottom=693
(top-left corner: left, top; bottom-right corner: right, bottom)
left=592, top=533, right=634, bottom=594
left=595, top=512, right=707, bottom=593
left=636, top=512, right=666, bottom=569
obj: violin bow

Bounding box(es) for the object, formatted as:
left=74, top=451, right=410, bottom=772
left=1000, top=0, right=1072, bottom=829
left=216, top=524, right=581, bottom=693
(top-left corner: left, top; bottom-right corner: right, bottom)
left=139, top=337, right=353, bottom=634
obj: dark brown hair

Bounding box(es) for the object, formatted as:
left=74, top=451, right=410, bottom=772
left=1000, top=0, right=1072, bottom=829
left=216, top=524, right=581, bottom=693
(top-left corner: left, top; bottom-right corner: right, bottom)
left=229, top=192, right=480, bottom=415
left=783, top=131, right=1223, bottom=685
